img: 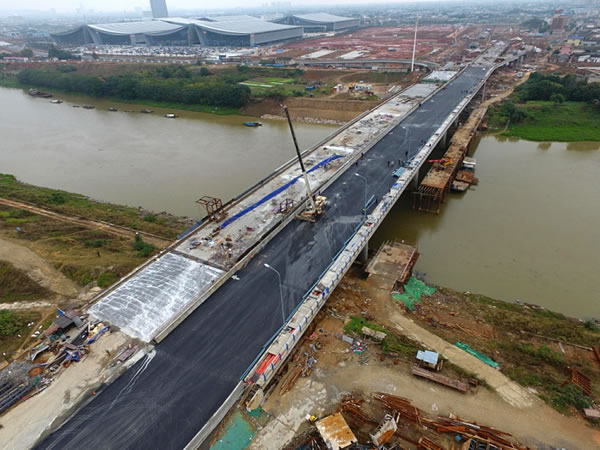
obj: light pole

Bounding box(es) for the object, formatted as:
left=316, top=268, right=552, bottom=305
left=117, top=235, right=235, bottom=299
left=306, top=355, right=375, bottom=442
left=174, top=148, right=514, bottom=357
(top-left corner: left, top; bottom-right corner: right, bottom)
left=354, top=173, right=367, bottom=216
left=264, top=263, right=285, bottom=325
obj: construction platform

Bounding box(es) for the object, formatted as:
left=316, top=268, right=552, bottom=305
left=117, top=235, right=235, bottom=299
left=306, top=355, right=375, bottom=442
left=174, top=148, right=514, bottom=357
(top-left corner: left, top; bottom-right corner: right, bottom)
left=365, top=241, right=419, bottom=287
left=412, top=99, right=487, bottom=214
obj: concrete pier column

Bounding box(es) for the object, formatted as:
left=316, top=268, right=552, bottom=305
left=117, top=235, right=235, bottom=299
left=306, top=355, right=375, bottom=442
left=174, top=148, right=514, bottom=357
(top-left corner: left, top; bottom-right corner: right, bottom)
left=359, top=241, right=369, bottom=264
left=440, top=131, right=447, bottom=149
left=411, top=166, right=420, bottom=189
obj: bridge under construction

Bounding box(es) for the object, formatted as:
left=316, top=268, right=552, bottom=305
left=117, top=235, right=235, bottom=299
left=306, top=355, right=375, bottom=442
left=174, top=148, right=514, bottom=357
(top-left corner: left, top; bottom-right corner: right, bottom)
left=38, top=43, right=525, bottom=450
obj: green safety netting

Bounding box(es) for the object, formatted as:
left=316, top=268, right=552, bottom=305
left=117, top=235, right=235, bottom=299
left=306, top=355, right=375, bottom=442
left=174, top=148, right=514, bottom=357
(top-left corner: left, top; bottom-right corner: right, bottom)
left=455, top=342, right=500, bottom=369
left=391, top=276, right=436, bottom=311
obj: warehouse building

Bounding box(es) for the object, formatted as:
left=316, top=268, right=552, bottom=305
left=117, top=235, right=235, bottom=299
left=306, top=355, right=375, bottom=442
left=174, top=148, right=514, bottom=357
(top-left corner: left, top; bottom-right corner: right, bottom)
left=51, top=21, right=189, bottom=46
left=51, top=17, right=303, bottom=47
left=273, top=13, right=359, bottom=32
left=165, top=16, right=302, bottom=46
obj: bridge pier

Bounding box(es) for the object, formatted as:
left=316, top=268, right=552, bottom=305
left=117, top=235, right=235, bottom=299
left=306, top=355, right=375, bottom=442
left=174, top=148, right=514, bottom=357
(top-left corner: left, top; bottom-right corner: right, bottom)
left=411, top=165, right=420, bottom=189
left=440, top=130, right=448, bottom=149
left=359, top=240, right=369, bottom=264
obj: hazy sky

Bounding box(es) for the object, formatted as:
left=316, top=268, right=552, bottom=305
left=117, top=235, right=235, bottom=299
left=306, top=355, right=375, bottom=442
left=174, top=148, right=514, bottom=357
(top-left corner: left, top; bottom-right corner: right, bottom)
left=0, top=0, right=398, bottom=13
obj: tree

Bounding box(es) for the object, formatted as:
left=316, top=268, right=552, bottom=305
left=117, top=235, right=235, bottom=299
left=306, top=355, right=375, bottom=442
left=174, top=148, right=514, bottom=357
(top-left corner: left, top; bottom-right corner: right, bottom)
left=236, top=64, right=249, bottom=73
left=48, top=45, right=77, bottom=60
left=550, top=93, right=565, bottom=106
left=20, top=48, right=33, bottom=58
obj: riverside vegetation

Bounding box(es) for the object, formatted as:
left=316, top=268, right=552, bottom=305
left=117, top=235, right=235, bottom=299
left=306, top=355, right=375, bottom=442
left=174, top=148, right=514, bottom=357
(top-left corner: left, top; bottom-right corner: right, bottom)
left=488, top=72, right=600, bottom=141
left=4, top=64, right=314, bottom=113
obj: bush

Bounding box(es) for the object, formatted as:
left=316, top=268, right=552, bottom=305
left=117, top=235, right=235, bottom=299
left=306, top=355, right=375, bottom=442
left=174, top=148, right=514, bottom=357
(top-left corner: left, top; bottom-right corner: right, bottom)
left=143, top=214, right=157, bottom=223
left=519, top=344, right=564, bottom=366
left=133, top=234, right=155, bottom=257
left=97, top=271, right=118, bottom=288
left=546, top=384, right=592, bottom=413
left=83, top=239, right=106, bottom=248
left=0, top=310, right=24, bottom=337
left=47, top=192, right=66, bottom=204
left=56, top=64, right=77, bottom=73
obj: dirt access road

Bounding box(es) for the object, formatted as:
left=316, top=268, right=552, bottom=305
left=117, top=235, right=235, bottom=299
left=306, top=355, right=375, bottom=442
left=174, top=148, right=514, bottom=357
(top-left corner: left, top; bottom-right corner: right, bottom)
left=251, top=276, right=600, bottom=450
left=366, top=274, right=600, bottom=448
left=0, top=236, right=78, bottom=298
left=0, top=197, right=170, bottom=249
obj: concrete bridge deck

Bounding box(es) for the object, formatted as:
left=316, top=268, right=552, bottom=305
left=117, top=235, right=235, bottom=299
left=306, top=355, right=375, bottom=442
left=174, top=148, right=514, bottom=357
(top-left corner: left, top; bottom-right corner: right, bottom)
left=88, top=82, right=439, bottom=343
left=38, top=43, right=524, bottom=450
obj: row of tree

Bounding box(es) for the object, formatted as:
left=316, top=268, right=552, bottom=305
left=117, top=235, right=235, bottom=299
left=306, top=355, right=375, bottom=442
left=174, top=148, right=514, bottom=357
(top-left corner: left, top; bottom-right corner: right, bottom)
left=514, top=72, right=600, bottom=105
left=16, top=67, right=251, bottom=108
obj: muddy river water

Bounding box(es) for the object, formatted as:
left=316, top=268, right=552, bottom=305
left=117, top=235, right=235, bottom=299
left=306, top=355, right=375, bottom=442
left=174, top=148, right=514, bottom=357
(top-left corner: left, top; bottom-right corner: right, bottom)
left=2, top=87, right=599, bottom=318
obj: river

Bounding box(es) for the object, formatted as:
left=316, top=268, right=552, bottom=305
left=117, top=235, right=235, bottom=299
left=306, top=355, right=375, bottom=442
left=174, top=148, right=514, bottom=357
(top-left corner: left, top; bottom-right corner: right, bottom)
left=2, top=87, right=599, bottom=318
left=0, top=87, right=336, bottom=217
left=373, top=135, right=600, bottom=319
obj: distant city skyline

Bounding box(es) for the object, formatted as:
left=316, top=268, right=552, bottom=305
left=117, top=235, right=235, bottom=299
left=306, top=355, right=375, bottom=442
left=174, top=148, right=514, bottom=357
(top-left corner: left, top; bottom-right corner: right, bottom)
left=0, top=0, right=450, bottom=14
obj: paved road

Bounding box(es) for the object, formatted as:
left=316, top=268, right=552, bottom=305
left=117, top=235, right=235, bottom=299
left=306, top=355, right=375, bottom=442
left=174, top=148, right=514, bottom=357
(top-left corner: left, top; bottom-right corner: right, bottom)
left=38, top=66, right=489, bottom=450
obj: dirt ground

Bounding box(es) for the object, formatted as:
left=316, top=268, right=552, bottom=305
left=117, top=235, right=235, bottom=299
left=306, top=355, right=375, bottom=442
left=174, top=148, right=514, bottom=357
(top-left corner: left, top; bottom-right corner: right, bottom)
left=250, top=269, right=600, bottom=449
left=281, top=25, right=478, bottom=61
left=0, top=331, right=147, bottom=449
left=0, top=236, right=78, bottom=298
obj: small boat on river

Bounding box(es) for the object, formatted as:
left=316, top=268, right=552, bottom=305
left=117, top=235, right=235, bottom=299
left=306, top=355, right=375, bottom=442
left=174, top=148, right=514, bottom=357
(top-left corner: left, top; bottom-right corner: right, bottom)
left=243, top=121, right=262, bottom=127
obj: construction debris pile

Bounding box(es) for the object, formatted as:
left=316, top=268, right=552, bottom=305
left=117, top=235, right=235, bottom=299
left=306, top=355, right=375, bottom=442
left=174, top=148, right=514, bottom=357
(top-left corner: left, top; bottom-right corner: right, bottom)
left=292, top=392, right=530, bottom=450
left=0, top=309, right=135, bottom=417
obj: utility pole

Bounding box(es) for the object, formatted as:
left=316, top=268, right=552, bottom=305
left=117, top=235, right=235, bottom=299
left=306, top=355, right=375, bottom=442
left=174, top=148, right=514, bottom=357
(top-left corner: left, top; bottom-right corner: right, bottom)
left=282, top=104, right=317, bottom=213
left=410, top=16, right=419, bottom=72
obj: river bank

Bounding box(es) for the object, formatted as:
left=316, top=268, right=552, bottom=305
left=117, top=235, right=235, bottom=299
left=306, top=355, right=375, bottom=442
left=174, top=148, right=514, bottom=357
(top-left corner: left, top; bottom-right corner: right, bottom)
left=0, top=75, right=243, bottom=115
left=488, top=100, right=600, bottom=141
left=485, top=71, right=600, bottom=142
left=0, top=172, right=190, bottom=358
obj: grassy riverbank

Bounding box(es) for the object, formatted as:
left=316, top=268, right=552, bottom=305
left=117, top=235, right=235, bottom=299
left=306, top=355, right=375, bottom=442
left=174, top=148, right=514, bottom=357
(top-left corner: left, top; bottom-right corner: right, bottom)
left=486, top=71, right=600, bottom=142
left=491, top=101, right=600, bottom=141
left=0, top=173, right=187, bottom=240
left=409, top=286, right=600, bottom=417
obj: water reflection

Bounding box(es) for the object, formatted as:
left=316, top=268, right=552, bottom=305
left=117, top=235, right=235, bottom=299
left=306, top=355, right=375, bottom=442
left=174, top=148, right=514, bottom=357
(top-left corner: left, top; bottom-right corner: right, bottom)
left=0, top=87, right=336, bottom=217
left=567, top=141, right=600, bottom=151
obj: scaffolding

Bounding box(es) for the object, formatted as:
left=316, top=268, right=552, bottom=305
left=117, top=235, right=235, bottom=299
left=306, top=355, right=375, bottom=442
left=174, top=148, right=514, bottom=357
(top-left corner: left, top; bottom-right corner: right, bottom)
left=196, top=196, right=226, bottom=222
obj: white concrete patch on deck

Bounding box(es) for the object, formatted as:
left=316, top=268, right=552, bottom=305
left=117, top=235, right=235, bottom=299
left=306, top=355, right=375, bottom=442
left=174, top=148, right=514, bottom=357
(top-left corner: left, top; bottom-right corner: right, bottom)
left=89, top=252, right=223, bottom=342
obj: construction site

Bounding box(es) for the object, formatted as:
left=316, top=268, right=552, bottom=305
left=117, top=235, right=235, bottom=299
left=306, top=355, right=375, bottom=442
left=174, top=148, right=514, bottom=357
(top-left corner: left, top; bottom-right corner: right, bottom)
left=3, top=15, right=600, bottom=448
left=280, top=25, right=478, bottom=63
left=216, top=245, right=600, bottom=450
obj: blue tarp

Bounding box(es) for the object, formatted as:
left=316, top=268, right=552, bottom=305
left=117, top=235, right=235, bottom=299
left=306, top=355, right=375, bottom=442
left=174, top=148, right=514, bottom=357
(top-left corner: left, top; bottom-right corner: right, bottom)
left=221, top=154, right=342, bottom=229
left=392, top=167, right=405, bottom=178
left=177, top=220, right=203, bottom=240
left=87, top=326, right=109, bottom=345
